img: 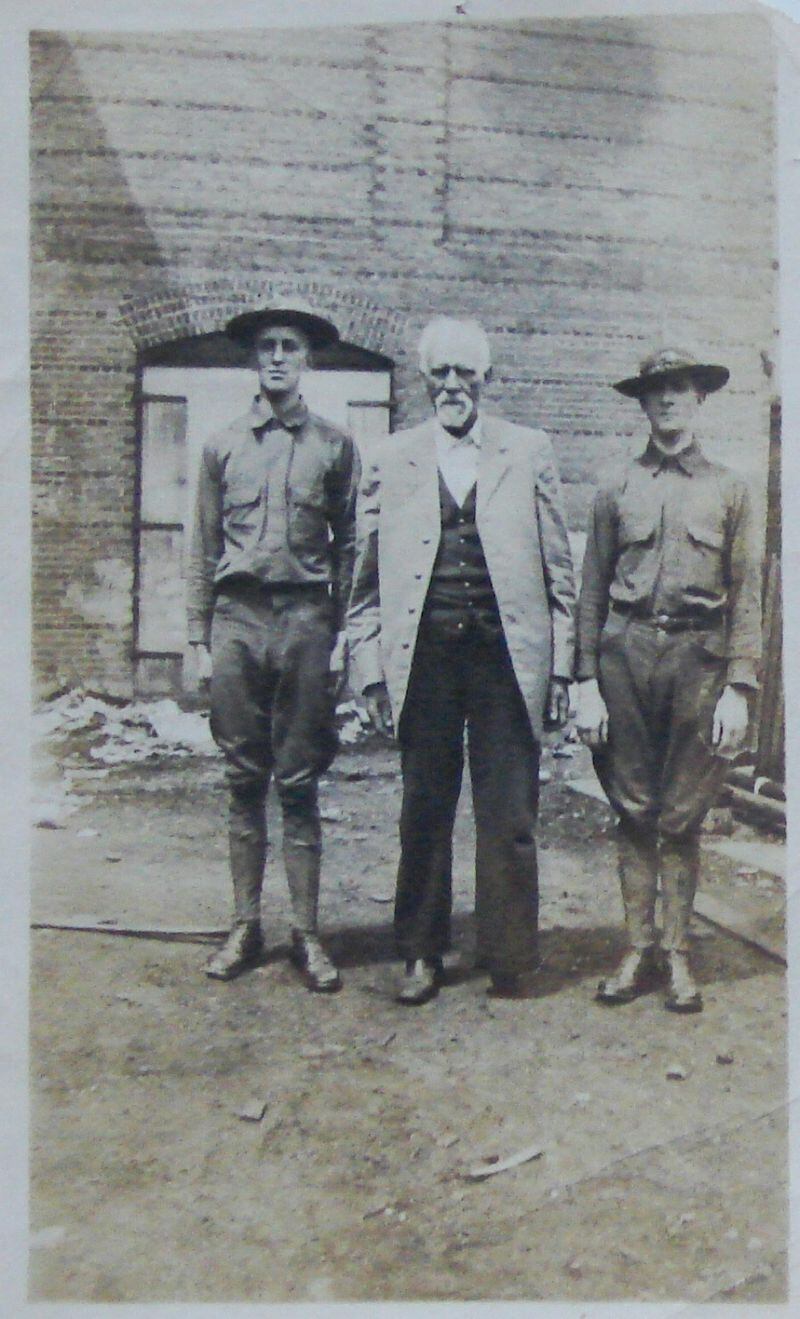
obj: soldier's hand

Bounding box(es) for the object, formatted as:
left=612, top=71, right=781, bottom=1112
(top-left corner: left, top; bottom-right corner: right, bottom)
left=190, top=642, right=213, bottom=683
left=712, top=684, right=749, bottom=757
left=546, top=677, right=572, bottom=730
left=575, top=679, right=609, bottom=748
left=364, top=682, right=394, bottom=738
left=329, top=631, right=349, bottom=698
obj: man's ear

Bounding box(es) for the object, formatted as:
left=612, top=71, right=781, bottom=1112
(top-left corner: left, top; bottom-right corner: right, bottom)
left=483, top=365, right=493, bottom=385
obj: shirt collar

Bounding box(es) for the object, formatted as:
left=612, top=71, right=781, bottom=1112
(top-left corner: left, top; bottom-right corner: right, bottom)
left=435, top=414, right=483, bottom=449
left=250, top=393, right=309, bottom=434
left=640, top=437, right=708, bottom=476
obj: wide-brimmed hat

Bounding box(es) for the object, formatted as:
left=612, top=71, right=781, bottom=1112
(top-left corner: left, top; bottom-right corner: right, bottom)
left=613, top=348, right=730, bottom=399
left=225, top=298, right=340, bottom=351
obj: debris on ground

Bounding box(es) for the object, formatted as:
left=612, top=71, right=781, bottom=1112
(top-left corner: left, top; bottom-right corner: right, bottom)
left=298, top=1045, right=348, bottom=1062
left=235, top=1099, right=269, bottom=1123
left=463, top=1141, right=544, bottom=1181
left=34, top=690, right=217, bottom=765
left=436, top=1133, right=459, bottom=1149
left=34, top=688, right=371, bottom=774
left=666, top=1063, right=688, bottom=1081
left=716, top=1053, right=735, bottom=1065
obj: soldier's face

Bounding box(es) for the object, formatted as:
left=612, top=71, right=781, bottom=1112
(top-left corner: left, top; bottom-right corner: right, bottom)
left=641, top=375, right=704, bottom=443
left=254, top=324, right=310, bottom=398
left=422, top=331, right=488, bottom=432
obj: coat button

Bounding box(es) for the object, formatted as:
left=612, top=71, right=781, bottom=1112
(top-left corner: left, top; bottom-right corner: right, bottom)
left=422, top=536, right=431, bottom=545
left=401, top=642, right=410, bottom=649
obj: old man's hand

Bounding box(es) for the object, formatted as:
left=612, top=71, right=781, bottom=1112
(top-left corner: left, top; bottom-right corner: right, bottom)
left=364, top=682, right=394, bottom=738
left=546, top=677, right=572, bottom=730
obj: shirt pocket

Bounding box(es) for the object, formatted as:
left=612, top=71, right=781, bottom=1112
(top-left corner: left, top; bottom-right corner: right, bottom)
left=288, top=483, right=328, bottom=553
left=685, top=517, right=725, bottom=594
left=222, top=479, right=261, bottom=548
left=616, top=507, right=657, bottom=590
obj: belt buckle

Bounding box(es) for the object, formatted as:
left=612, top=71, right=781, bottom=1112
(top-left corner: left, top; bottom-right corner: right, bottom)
left=653, top=613, right=672, bottom=632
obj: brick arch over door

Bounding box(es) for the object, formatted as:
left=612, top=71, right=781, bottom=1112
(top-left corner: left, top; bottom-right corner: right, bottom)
left=120, top=277, right=409, bottom=363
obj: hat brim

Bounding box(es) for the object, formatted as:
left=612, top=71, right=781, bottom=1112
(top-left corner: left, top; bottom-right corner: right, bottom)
left=613, top=364, right=730, bottom=399
left=225, top=307, right=340, bottom=351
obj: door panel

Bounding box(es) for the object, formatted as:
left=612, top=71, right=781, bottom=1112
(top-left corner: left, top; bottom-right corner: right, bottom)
left=136, top=367, right=391, bottom=690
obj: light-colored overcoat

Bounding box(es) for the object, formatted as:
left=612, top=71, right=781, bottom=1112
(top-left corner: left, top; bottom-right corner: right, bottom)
left=347, top=414, right=576, bottom=739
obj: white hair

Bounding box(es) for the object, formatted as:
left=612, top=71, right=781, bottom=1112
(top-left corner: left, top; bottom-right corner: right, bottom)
left=417, top=317, right=492, bottom=376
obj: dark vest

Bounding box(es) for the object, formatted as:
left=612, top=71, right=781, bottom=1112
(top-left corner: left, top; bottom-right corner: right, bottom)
left=421, top=474, right=503, bottom=639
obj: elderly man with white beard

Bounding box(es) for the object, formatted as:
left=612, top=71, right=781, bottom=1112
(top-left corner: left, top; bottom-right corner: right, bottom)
left=348, top=316, right=576, bottom=1003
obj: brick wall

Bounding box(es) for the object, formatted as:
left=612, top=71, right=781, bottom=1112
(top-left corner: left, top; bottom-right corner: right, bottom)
left=30, top=14, right=777, bottom=697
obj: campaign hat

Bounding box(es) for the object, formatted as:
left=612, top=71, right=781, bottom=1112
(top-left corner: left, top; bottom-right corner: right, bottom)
left=613, top=348, right=730, bottom=399
left=225, top=298, right=340, bottom=351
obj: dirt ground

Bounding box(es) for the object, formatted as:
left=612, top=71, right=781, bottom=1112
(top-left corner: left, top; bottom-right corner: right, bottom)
left=29, top=732, right=787, bottom=1305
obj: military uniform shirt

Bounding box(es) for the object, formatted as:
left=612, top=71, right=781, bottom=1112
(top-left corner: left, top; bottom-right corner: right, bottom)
left=187, top=394, right=360, bottom=644
left=576, top=439, right=761, bottom=689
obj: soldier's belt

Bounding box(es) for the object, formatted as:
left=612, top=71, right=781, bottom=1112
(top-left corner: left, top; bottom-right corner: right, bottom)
left=609, top=604, right=722, bottom=634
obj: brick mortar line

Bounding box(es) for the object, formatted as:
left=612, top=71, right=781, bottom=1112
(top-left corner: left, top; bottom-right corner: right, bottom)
left=29, top=204, right=772, bottom=257
left=31, top=25, right=771, bottom=70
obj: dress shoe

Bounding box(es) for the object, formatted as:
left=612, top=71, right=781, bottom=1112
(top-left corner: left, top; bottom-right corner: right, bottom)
left=596, top=946, right=660, bottom=1005
left=396, top=958, right=443, bottom=1005
left=664, top=950, right=702, bottom=1013
left=205, top=920, right=264, bottom=980
left=290, top=931, right=342, bottom=993
left=488, top=970, right=538, bottom=999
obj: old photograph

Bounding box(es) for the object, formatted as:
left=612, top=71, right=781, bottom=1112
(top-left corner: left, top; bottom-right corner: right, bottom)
left=14, top=0, right=793, bottom=1307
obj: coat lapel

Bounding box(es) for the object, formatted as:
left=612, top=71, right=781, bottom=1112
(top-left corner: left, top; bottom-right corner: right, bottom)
left=397, top=418, right=440, bottom=513
left=477, top=415, right=512, bottom=515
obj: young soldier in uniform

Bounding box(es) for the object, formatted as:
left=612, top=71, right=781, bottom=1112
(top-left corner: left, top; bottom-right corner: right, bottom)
left=187, top=299, right=360, bottom=991
left=348, top=317, right=575, bottom=1003
left=576, top=349, right=761, bottom=1012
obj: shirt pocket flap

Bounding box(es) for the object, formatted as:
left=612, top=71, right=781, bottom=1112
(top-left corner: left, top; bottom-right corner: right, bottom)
left=687, top=520, right=724, bottom=551
left=618, top=508, right=657, bottom=546
left=223, top=473, right=261, bottom=512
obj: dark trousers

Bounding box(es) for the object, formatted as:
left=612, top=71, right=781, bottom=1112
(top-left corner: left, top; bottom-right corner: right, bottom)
left=395, top=625, right=541, bottom=977
left=209, top=584, right=337, bottom=927
left=593, top=615, right=728, bottom=840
